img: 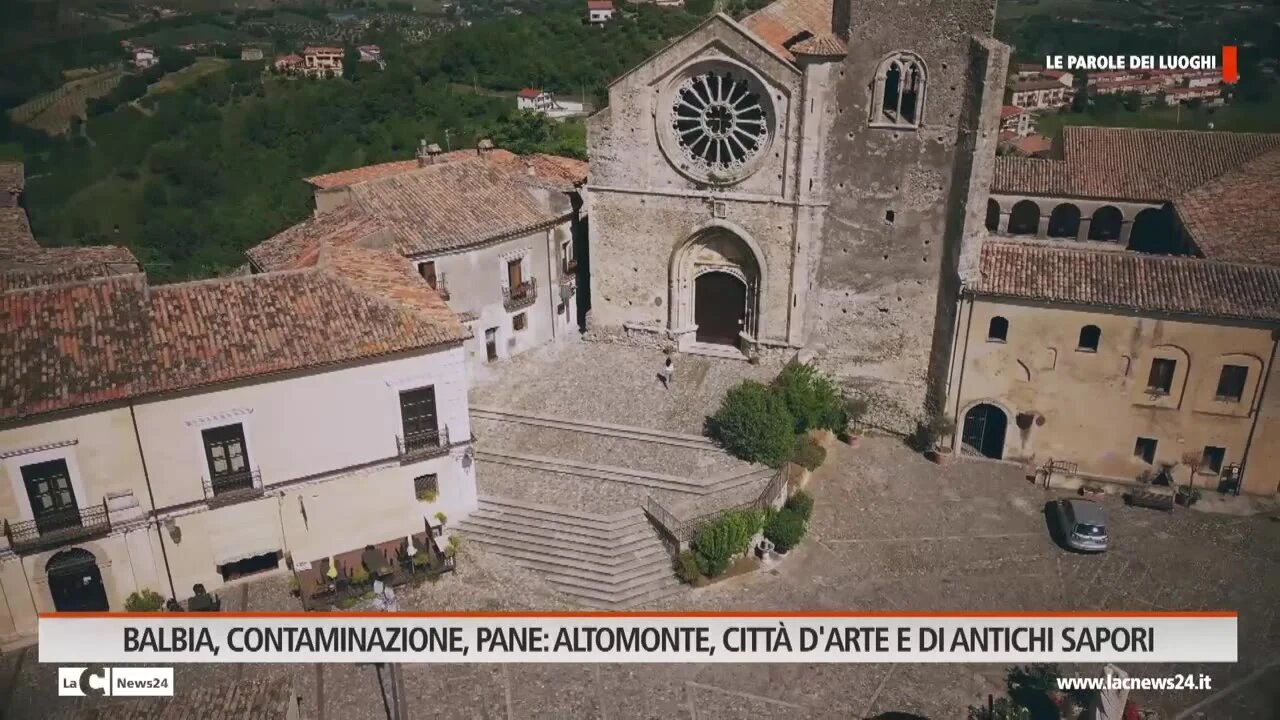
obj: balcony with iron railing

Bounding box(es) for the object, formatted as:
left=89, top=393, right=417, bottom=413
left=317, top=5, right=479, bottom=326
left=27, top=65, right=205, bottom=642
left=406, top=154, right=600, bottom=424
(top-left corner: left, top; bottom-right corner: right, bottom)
left=202, top=468, right=265, bottom=507
left=502, top=277, right=537, bottom=311
left=397, top=425, right=451, bottom=462
left=3, top=501, right=112, bottom=555
left=562, top=257, right=577, bottom=275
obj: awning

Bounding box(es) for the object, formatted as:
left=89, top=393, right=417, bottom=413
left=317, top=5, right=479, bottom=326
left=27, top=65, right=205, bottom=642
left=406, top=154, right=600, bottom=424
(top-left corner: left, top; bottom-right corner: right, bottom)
left=210, top=516, right=283, bottom=567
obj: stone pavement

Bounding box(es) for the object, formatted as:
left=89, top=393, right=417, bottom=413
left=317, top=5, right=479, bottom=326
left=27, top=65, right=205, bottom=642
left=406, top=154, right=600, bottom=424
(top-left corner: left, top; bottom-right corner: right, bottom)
left=5, top=438, right=1277, bottom=719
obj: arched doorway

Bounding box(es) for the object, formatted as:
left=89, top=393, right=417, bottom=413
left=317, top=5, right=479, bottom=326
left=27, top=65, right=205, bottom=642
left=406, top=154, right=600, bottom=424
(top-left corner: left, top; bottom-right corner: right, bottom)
left=670, top=225, right=762, bottom=344
left=1088, top=206, right=1123, bottom=241
left=985, top=199, right=1000, bottom=231
left=1129, top=205, right=1177, bottom=254
left=1047, top=203, right=1081, bottom=238
left=694, top=271, right=746, bottom=345
left=47, top=548, right=109, bottom=612
left=961, top=403, right=1008, bottom=460
left=1008, top=200, right=1040, bottom=235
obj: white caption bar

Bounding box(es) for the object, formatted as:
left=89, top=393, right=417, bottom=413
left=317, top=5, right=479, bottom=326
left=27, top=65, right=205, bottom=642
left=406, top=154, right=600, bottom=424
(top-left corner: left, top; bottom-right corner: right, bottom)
left=39, top=614, right=1238, bottom=664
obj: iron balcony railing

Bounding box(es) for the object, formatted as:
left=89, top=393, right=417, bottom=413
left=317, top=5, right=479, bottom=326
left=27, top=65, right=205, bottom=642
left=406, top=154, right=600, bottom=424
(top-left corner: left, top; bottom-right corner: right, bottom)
left=397, top=425, right=450, bottom=460
left=431, top=272, right=450, bottom=300
left=202, top=468, right=264, bottom=506
left=644, top=465, right=790, bottom=544
left=563, top=257, right=577, bottom=274
left=4, top=501, right=112, bottom=555
left=502, top=278, right=537, bottom=311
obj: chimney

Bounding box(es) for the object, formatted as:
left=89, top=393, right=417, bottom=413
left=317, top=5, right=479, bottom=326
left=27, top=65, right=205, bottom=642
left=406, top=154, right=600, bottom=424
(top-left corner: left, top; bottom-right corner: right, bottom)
left=416, top=139, right=430, bottom=168
left=477, top=138, right=495, bottom=156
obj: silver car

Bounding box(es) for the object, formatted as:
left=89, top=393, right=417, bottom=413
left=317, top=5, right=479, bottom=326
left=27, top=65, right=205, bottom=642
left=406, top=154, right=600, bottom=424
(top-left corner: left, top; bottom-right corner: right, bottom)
left=1055, top=498, right=1108, bottom=552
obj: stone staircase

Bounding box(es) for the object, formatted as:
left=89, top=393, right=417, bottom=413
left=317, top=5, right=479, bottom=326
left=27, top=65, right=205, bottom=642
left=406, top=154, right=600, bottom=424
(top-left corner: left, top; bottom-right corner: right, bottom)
left=474, top=450, right=774, bottom=496
left=456, top=495, right=684, bottom=609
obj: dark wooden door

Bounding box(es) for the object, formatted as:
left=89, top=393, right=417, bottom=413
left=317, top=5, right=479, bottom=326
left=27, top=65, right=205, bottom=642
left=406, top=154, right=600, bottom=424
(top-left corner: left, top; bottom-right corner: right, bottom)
left=694, top=272, right=745, bottom=345
left=203, top=424, right=250, bottom=491
left=507, top=259, right=523, bottom=289
left=485, top=328, right=498, bottom=361
left=399, top=387, right=439, bottom=447
left=961, top=404, right=1007, bottom=459
left=47, top=549, right=109, bottom=612
left=21, top=460, right=80, bottom=536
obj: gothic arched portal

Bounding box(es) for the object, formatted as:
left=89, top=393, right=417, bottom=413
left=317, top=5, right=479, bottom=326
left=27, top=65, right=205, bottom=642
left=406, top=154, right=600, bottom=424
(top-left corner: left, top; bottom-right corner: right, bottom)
left=670, top=226, right=764, bottom=348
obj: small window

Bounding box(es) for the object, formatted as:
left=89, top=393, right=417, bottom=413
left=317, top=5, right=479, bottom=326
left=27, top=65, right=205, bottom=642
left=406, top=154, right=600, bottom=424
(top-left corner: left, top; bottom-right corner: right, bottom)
left=1134, top=437, right=1157, bottom=465
left=219, top=551, right=281, bottom=582
left=872, top=52, right=926, bottom=127
left=1146, top=358, right=1176, bottom=394
left=987, top=316, right=1008, bottom=342
left=1215, top=365, right=1248, bottom=402
left=414, top=473, right=439, bottom=501
left=1200, top=446, right=1225, bottom=474
left=418, top=261, right=438, bottom=289
left=513, top=313, right=527, bottom=331
left=1077, top=325, right=1101, bottom=352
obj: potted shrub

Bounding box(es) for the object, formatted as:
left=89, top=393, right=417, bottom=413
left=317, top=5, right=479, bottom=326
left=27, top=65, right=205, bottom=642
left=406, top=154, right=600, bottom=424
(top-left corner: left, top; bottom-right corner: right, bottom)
left=843, top=397, right=869, bottom=447
left=349, top=564, right=371, bottom=587
left=434, top=511, right=447, bottom=530
left=763, top=507, right=807, bottom=554
left=922, top=413, right=957, bottom=464
left=1176, top=485, right=1202, bottom=507
left=791, top=435, right=827, bottom=472
left=125, top=589, right=165, bottom=612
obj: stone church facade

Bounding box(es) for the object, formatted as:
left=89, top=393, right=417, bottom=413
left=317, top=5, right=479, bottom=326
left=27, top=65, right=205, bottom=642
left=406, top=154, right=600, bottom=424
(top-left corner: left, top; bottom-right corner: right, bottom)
left=585, top=0, right=1008, bottom=431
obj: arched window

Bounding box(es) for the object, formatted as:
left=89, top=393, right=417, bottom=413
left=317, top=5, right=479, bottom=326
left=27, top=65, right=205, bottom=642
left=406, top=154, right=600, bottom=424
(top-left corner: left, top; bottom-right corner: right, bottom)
left=1048, top=204, right=1081, bottom=239
left=987, top=316, right=1008, bottom=342
left=1088, top=206, right=1124, bottom=242
left=985, top=199, right=1000, bottom=231
left=1008, top=200, right=1040, bottom=235
left=871, top=52, right=926, bottom=128
left=1077, top=325, right=1101, bottom=351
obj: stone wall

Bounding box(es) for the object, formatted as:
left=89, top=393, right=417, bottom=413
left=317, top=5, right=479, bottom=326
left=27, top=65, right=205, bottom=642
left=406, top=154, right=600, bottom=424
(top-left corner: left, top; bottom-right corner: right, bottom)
left=806, top=0, right=1003, bottom=434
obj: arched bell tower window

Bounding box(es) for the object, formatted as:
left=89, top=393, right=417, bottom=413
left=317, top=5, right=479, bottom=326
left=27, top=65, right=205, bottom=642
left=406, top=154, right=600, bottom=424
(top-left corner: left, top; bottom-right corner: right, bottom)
left=871, top=52, right=926, bottom=128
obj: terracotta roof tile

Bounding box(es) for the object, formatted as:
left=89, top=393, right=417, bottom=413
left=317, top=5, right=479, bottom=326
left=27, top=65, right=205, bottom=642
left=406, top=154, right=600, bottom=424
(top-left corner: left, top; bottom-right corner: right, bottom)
left=1174, top=148, right=1280, bottom=267
left=973, top=241, right=1280, bottom=322
left=1011, top=79, right=1067, bottom=92
left=789, top=33, right=846, bottom=58
left=742, top=0, right=832, bottom=61
left=2, top=246, right=468, bottom=422
left=992, top=126, right=1280, bottom=200
left=0, top=207, right=141, bottom=289
left=247, top=204, right=392, bottom=272
left=48, top=676, right=295, bottom=720
left=345, top=157, right=568, bottom=256
left=0, top=162, right=22, bottom=194
left=305, top=149, right=518, bottom=189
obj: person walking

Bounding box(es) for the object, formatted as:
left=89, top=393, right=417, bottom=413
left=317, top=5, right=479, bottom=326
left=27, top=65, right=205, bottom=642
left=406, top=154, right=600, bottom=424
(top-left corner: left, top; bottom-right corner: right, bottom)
left=661, top=353, right=675, bottom=389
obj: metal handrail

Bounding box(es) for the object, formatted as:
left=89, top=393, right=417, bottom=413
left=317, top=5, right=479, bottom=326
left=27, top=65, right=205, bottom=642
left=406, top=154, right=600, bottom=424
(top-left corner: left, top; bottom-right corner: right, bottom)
left=4, top=500, right=112, bottom=554
left=502, top=278, right=537, bottom=311
left=396, top=426, right=450, bottom=458
left=644, top=465, right=789, bottom=543
left=202, top=468, right=264, bottom=502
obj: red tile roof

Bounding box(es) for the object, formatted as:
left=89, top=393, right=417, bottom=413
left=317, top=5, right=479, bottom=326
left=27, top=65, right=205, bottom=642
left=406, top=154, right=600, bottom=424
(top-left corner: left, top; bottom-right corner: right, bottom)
left=0, top=207, right=140, bottom=291
left=991, top=126, right=1280, bottom=201
left=742, top=0, right=833, bottom=61
left=0, top=162, right=22, bottom=194
left=788, top=33, right=847, bottom=58
left=345, top=157, right=570, bottom=255
left=1011, top=79, right=1068, bottom=92
left=518, top=88, right=543, bottom=99
left=1, top=246, right=468, bottom=422
left=1015, top=134, right=1053, bottom=156
left=1001, top=105, right=1026, bottom=118
left=973, top=241, right=1280, bottom=322
left=247, top=204, right=391, bottom=272
left=587, top=0, right=613, bottom=9
left=304, top=46, right=343, bottom=55
left=1174, top=149, right=1280, bottom=267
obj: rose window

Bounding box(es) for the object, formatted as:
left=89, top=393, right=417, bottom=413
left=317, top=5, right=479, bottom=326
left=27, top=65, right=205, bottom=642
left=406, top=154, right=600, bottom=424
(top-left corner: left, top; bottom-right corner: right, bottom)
left=670, top=70, right=769, bottom=175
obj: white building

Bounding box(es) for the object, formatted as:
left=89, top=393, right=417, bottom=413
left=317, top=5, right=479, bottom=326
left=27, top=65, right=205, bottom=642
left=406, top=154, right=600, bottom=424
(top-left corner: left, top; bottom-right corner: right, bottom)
left=587, top=0, right=615, bottom=24
left=516, top=88, right=588, bottom=119
left=133, top=48, right=158, bottom=69
left=0, top=240, right=474, bottom=643
left=302, top=46, right=344, bottom=78
left=247, top=140, right=588, bottom=372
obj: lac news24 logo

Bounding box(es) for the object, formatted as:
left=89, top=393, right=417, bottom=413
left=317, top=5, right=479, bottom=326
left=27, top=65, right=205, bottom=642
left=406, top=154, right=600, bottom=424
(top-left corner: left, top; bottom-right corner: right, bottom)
left=59, top=666, right=174, bottom=697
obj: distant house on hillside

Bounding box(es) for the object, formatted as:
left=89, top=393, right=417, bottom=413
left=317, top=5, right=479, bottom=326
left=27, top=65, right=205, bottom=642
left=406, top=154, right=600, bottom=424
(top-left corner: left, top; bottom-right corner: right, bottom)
left=274, top=54, right=304, bottom=73
left=302, top=46, right=344, bottom=78
left=586, top=0, right=615, bottom=23
left=517, top=88, right=553, bottom=111
left=1008, top=78, right=1072, bottom=110
left=133, top=48, right=158, bottom=70
left=358, top=45, right=382, bottom=63
left=1000, top=106, right=1032, bottom=138
left=241, top=47, right=265, bottom=61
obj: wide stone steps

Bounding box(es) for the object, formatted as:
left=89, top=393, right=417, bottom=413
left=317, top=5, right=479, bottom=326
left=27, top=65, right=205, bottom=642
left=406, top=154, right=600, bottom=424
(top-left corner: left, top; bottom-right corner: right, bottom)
left=457, top=496, right=684, bottom=609
left=476, top=451, right=773, bottom=496
left=471, top=406, right=714, bottom=450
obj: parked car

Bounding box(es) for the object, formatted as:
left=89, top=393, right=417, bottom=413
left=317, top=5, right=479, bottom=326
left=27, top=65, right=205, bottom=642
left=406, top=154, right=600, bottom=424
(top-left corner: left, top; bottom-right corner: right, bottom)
left=1054, top=498, right=1109, bottom=552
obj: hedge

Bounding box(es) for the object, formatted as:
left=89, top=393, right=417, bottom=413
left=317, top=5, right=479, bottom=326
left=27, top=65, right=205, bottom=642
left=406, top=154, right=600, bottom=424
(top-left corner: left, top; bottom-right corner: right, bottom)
left=708, top=381, right=795, bottom=467
left=692, top=509, right=764, bottom=577
left=791, top=435, right=827, bottom=471
left=774, top=361, right=847, bottom=434
left=763, top=508, right=807, bottom=553
left=785, top=490, right=814, bottom=522
left=125, top=588, right=165, bottom=612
